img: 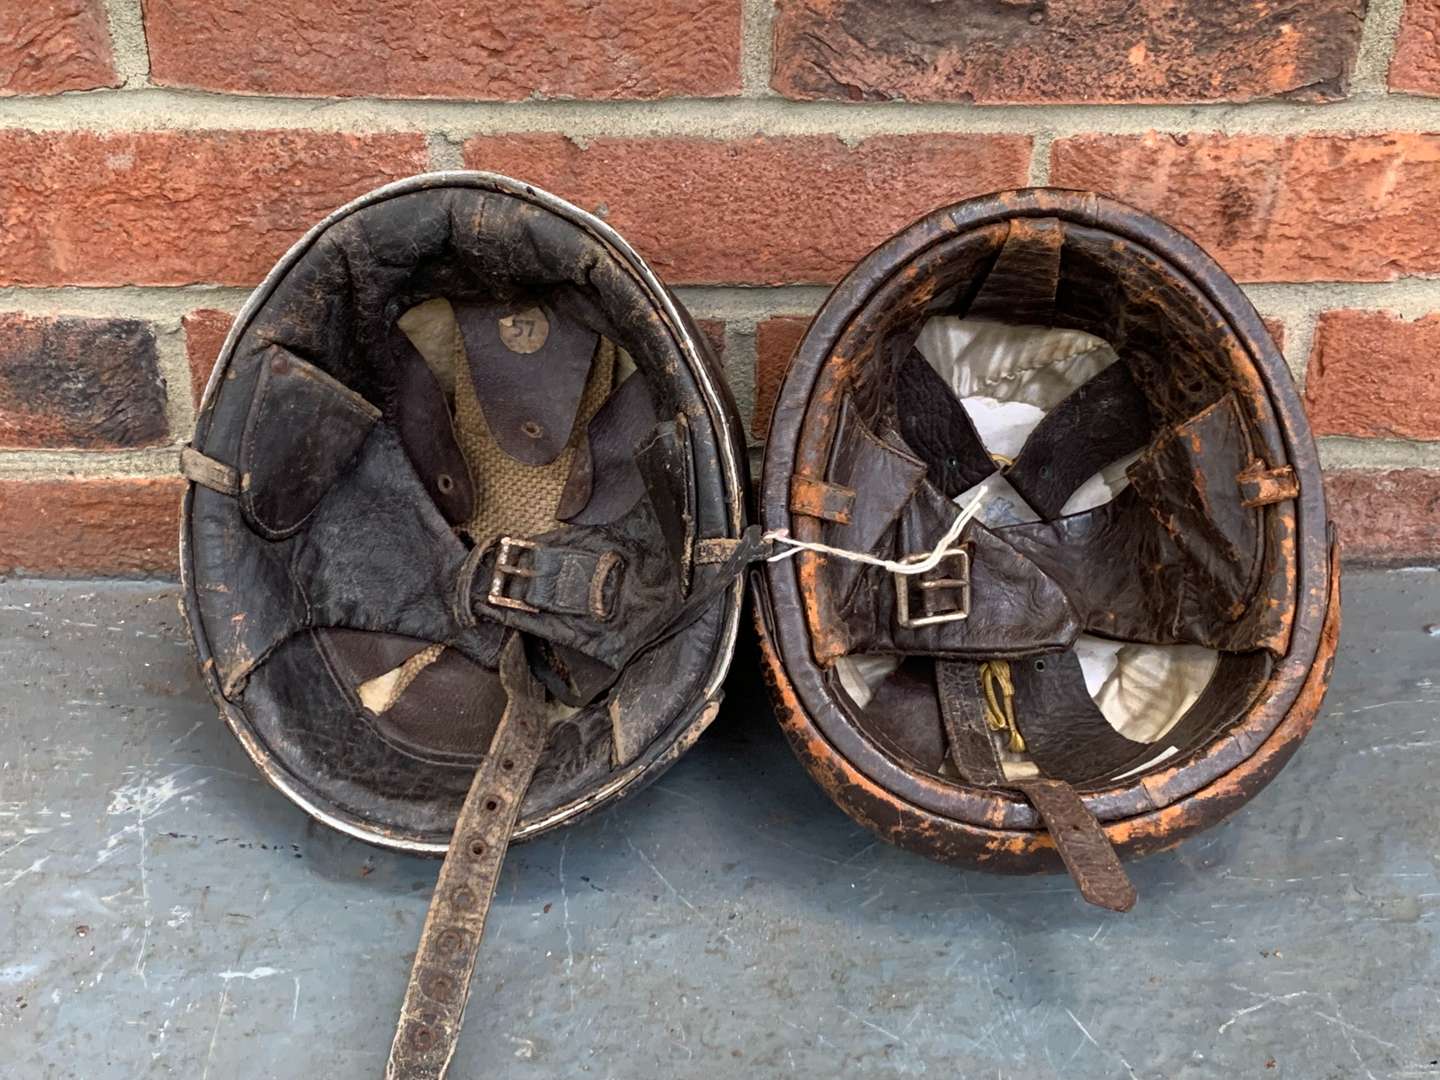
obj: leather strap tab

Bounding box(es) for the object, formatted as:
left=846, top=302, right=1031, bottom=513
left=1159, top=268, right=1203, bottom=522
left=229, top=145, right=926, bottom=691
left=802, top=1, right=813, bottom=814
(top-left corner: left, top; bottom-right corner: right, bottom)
left=1236, top=459, right=1299, bottom=507
left=790, top=474, right=855, bottom=524
left=936, top=660, right=1005, bottom=785
left=387, top=636, right=550, bottom=1080
left=965, top=217, right=1064, bottom=326
left=1010, top=777, right=1137, bottom=913
left=180, top=446, right=240, bottom=496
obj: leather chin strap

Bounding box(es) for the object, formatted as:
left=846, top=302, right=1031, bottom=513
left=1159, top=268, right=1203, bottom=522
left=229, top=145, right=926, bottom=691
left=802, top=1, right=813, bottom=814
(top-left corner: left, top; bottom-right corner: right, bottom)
left=386, top=635, right=551, bottom=1080
left=936, top=659, right=1137, bottom=912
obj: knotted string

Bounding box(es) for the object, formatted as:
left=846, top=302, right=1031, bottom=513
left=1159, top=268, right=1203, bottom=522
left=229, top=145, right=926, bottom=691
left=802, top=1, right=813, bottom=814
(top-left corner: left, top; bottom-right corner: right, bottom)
left=762, top=484, right=989, bottom=575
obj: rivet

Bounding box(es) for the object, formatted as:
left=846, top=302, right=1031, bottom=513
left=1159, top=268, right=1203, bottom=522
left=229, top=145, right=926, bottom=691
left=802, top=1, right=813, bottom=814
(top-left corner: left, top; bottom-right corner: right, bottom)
left=270, top=353, right=290, bottom=375
left=411, top=1024, right=435, bottom=1050
left=437, top=473, right=454, bottom=494
left=521, top=420, right=543, bottom=439
left=436, top=928, right=465, bottom=953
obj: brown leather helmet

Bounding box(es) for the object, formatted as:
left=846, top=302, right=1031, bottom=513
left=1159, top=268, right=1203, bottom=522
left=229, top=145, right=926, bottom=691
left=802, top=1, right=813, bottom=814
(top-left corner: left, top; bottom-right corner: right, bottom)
left=178, top=172, right=751, bottom=1077
left=755, top=188, right=1340, bottom=912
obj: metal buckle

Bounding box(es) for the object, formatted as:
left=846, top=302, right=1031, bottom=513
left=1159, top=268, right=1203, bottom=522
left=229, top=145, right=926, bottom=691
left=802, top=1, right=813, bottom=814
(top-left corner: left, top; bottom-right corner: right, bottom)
left=487, top=536, right=540, bottom=614
left=894, top=547, right=971, bottom=628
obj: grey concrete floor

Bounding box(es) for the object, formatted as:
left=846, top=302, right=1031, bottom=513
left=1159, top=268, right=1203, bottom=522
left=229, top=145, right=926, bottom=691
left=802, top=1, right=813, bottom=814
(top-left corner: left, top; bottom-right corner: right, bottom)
left=0, top=571, right=1437, bottom=1079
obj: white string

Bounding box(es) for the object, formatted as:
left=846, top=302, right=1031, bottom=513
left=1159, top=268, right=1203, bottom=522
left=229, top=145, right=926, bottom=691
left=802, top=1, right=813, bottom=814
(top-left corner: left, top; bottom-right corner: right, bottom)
left=763, top=484, right=988, bottom=575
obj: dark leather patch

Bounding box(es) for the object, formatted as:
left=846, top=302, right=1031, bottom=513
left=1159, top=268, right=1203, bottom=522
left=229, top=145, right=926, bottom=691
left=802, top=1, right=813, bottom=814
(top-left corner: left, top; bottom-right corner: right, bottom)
left=1006, top=360, right=1154, bottom=519
left=454, top=300, right=599, bottom=466
left=239, top=345, right=380, bottom=539
left=964, top=217, right=1064, bottom=326
left=854, top=659, right=950, bottom=773
left=558, top=372, right=657, bottom=526
left=895, top=348, right=995, bottom=498
left=997, top=393, right=1268, bottom=653
left=1008, top=649, right=1148, bottom=784
left=314, top=629, right=505, bottom=766
left=387, top=326, right=475, bottom=526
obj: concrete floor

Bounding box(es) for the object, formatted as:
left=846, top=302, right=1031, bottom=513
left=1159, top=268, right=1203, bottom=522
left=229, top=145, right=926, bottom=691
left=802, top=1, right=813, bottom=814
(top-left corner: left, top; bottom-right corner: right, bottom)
left=0, top=570, right=1436, bottom=1079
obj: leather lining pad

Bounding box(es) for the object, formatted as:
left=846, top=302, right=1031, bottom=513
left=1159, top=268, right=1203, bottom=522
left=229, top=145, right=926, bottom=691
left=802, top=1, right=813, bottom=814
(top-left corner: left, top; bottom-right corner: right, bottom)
left=455, top=300, right=599, bottom=466
left=239, top=346, right=380, bottom=540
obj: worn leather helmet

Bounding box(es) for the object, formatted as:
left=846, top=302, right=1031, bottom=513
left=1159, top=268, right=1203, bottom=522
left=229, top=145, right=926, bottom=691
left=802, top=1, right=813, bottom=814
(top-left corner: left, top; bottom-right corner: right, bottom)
left=755, top=188, right=1340, bottom=912
left=179, top=173, right=750, bottom=1077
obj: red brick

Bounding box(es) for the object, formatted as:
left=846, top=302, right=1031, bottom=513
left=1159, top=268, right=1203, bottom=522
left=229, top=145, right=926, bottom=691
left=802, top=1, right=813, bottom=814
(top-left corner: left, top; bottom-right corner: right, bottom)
left=1050, top=132, right=1440, bottom=283
left=695, top=318, right=726, bottom=363
left=184, top=309, right=236, bottom=406
left=1325, top=469, right=1440, bottom=566
left=1390, top=0, right=1440, bottom=94
left=1306, top=310, right=1440, bottom=441
left=0, top=131, right=427, bottom=287
left=753, top=316, right=810, bottom=440
left=772, top=0, right=1363, bottom=104
left=0, top=314, right=168, bottom=449
left=463, top=134, right=1032, bottom=285
left=0, top=477, right=184, bottom=577
left=0, top=1, right=117, bottom=95
left=144, top=0, right=740, bottom=100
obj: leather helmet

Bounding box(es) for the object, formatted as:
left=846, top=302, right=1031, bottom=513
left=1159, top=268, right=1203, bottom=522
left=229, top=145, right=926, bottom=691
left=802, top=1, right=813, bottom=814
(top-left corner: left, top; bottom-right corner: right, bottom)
left=179, top=172, right=751, bottom=1077
left=755, top=189, right=1340, bottom=912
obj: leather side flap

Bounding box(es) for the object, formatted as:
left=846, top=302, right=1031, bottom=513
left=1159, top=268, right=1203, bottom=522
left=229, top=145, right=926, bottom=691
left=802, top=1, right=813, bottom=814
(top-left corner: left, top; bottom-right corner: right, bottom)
left=239, top=346, right=380, bottom=540
left=455, top=299, right=599, bottom=466
left=558, top=372, right=658, bottom=526
left=818, top=395, right=928, bottom=556
left=635, top=413, right=696, bottom=589
left=1126, top=393, right=1261, bottom=617
left=387, top=325, right=475, bottom=527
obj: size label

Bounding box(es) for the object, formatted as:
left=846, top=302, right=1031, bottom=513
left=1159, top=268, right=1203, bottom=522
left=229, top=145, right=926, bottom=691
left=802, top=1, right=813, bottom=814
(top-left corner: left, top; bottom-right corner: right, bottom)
left=497, top=307, right=549, bottom=354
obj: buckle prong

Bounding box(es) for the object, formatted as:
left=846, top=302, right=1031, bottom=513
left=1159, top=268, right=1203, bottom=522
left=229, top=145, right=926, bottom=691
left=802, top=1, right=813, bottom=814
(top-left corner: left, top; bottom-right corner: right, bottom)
left=487, top=536, right=540, bottom=614
left=894, top=547, right=971, bottom=628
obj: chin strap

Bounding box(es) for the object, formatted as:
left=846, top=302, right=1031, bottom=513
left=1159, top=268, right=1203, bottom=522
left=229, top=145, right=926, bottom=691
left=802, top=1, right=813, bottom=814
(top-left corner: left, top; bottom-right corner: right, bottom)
left=386, top=635, right=551, bottom=1080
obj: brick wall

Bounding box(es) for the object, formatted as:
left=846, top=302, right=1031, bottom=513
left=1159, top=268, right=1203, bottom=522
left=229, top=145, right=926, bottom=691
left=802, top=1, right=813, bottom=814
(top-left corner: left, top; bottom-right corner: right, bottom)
left=1, top=0, right=1437, bottom=575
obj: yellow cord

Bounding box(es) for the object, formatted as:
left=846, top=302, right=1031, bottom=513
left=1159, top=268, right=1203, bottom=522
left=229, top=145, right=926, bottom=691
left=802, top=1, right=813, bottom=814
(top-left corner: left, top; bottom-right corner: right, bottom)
left=979, top=660, right=1027, bottom=753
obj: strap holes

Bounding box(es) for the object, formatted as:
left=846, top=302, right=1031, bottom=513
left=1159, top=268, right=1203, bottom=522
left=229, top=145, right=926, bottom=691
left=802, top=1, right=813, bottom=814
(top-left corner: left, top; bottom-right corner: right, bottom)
left=468, top=839, right=486, bottom=856
left=484, top=798, right=499, bottom=812
left=501, top=759, right=515, bottom=771
left=1034, top=659, right=1046, bottom=672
